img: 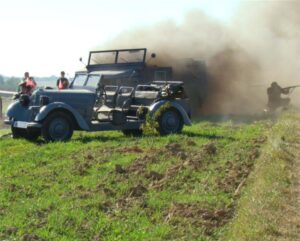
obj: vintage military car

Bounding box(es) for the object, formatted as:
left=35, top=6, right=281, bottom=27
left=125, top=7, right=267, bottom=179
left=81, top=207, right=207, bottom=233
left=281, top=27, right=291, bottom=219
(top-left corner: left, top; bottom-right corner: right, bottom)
left=4, top=48, right=193, bottom=141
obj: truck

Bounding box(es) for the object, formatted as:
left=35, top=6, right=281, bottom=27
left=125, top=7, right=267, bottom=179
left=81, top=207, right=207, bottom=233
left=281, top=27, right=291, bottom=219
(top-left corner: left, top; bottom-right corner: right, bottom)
left=4, top=48, right=207, bottom=142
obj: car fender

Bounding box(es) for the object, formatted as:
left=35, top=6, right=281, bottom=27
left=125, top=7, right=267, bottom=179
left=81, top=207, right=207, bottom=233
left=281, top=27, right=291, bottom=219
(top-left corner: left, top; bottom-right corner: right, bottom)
left=35, top=102, right=90, bottom=130
left=149, top=100, right=192, bottom=125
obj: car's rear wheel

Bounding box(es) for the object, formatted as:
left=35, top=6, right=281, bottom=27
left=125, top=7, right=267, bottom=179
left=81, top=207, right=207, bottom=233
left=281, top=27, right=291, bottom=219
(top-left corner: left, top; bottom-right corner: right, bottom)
left=156, top=108, right=183, bottom=135
left=42, top=112, right=74, bottom=142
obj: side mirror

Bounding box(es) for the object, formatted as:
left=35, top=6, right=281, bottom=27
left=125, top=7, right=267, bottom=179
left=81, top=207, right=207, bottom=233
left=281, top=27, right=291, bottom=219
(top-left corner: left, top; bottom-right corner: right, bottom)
left=79, top=57, right=87, bottom=67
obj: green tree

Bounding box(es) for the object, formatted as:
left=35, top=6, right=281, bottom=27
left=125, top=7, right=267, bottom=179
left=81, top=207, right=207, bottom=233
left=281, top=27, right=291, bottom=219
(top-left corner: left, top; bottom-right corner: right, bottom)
left=4, top=77, right=21, bottom=91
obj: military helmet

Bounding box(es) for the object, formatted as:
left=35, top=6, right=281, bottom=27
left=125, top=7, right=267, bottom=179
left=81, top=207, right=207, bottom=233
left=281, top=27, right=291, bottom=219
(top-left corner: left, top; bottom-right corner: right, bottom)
left=271, top=81, right=278, bottom=87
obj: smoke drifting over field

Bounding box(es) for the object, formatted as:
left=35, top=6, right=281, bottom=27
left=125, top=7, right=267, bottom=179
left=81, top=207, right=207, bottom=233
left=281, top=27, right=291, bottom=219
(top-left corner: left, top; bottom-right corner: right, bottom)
left=101, top=2, right=300, bottom=115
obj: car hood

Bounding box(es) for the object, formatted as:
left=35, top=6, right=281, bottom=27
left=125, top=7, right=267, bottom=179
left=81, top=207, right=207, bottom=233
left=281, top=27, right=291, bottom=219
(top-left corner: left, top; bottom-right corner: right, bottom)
left=31, top=88, right=96, bottom=106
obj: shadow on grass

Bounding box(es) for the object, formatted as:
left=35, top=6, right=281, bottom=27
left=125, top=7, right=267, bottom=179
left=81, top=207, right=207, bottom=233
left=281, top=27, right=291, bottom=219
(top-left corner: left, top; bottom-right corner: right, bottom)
left=6, top=127, right=237, bottom=146
left=74, top=134, right=126, bottom=143
left=73, top=130, right=237, bottom=144
left=194, top=114, right=270, bottom=124
left=182, top=131, right=236, bottom=141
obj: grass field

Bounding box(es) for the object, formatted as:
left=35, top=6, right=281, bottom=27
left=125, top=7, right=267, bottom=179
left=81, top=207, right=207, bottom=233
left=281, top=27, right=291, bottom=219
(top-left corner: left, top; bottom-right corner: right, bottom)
left=0, top=118, right=273, bottom=241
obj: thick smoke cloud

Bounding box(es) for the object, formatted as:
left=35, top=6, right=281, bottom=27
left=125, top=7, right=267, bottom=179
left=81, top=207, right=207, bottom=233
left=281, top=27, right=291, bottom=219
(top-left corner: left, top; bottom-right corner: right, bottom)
left=234, top=1, right=300, bottom=109
left=99, top=1, right=300, bottom=115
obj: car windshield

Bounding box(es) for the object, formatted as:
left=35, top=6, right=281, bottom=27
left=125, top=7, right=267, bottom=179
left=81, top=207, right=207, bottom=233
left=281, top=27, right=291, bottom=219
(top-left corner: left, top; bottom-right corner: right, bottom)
left=118, top=50, right=144, bottom=63
left=72, top=74, right=87, bottom=87
left=89, top=49, right=146, bottom=65
left=86, top=75, right=101, bottom=88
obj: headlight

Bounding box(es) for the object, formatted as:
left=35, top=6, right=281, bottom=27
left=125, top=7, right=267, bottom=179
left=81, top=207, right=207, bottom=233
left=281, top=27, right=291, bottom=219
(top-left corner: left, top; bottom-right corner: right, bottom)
left=40, top=96, right=50, bottom=106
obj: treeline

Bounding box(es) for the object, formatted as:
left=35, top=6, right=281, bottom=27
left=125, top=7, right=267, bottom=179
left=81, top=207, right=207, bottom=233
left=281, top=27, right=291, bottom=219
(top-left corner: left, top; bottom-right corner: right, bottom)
left=0, top=75, right=20, bottom=91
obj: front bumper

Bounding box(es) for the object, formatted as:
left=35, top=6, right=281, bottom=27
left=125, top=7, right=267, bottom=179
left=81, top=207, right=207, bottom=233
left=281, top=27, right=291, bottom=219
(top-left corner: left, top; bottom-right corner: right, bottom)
left=4, top=119, right=42, bottom=129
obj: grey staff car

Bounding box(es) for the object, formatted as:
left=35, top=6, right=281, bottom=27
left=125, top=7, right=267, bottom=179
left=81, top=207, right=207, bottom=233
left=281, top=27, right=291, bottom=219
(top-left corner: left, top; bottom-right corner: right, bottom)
left=4, top=48, right=192, bottom=142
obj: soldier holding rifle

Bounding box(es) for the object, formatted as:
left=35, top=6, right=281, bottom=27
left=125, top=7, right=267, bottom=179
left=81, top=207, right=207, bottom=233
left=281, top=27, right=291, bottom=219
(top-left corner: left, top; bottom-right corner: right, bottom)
left=267, top=82, right=300, bottom=112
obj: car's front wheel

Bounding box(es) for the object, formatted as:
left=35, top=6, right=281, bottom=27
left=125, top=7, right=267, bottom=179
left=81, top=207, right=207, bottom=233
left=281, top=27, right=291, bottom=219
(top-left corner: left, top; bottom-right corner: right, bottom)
left=42, top=112, right=74, bottom=142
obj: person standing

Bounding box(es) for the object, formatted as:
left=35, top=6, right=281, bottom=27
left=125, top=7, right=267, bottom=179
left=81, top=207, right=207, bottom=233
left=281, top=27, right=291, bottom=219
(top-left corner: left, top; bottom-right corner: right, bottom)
left=56, top=71, right=69, bottom=90
left=18, top=72, right=37, bottom=95
left=23, top=72, right=30, bottom=81
left=18, top=72, right=30, bottom=93
left=26, top=76, right=37, bottom=94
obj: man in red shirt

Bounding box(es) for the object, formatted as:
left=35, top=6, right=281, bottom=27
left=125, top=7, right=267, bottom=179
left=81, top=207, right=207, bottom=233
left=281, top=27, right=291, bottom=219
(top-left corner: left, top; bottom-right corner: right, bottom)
left=56, top=71, right=69, bottom=90
left=19, top=72, right=37, bottom=95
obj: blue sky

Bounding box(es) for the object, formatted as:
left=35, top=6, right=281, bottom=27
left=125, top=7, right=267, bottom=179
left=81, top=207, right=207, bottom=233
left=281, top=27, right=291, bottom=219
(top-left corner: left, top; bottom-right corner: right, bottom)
left=0, top=0, right=241, bottom=77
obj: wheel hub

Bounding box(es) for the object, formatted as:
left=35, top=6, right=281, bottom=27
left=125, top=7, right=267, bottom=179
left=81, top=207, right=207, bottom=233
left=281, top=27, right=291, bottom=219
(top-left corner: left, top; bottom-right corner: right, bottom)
left=167, top=117, right=176, bottom=126
left=49, top=118, right=69, bottom=140
left=161, top=111, right=180, bottom=133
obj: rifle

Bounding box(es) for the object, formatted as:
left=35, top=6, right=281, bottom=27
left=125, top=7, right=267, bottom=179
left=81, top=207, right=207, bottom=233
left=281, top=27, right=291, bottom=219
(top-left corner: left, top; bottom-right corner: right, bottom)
left=283, top=85, right=300, bottom=90
left=283, top=85, right=300, bottom=94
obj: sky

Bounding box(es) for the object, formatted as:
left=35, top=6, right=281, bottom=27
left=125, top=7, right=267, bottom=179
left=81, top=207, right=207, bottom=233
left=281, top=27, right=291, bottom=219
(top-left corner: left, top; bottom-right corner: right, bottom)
left=0, top=0, right=241, bottom=77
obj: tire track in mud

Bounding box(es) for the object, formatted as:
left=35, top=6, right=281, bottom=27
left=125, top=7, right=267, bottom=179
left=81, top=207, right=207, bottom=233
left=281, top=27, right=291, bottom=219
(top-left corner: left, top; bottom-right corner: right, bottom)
left=279, top=127, right=300, bottom=241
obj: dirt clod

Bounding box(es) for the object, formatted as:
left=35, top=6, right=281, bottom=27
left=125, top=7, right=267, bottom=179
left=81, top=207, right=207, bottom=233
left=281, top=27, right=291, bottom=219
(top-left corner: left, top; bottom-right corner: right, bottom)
left=165, top=142, right=182, bottom=154
left=91, top=235, right=103, bottom=241
left=187, top=140, right=197, bottom=146
left=216, top=159, right=254, bottom=193
left=126, top=154, right=158, bottom=175
left=5, top=226, right=18, bottom=235
left=72, top=161, right=92, bottom=176
left=129, top=184, right=148, bottom=197
left=118, top=146, right=143, bottom=153
left=86, top=154, right=94, bottom=160
left=165, top=203, right=232, bottom=229
left=98, top=201, right=112, bottom=213
left=22, top=234, right=44, bottom=241
left=103, top=188, right=115, bottom=197
left=115, top=164, right=126, bottom=174
left=150, top=164, right=185, bottom=189
left=203, top=142, right=217, bottom=155
left=146, top=171, right=164, bottom=180
left=177, top=151, right=188, bottom=160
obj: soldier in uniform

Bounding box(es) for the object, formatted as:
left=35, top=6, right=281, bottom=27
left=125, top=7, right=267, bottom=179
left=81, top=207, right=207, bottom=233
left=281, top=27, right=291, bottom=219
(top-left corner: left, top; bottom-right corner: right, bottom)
left=267, top=82, right=290, bottom=112
left=56, top=71, right=69, bottom=90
